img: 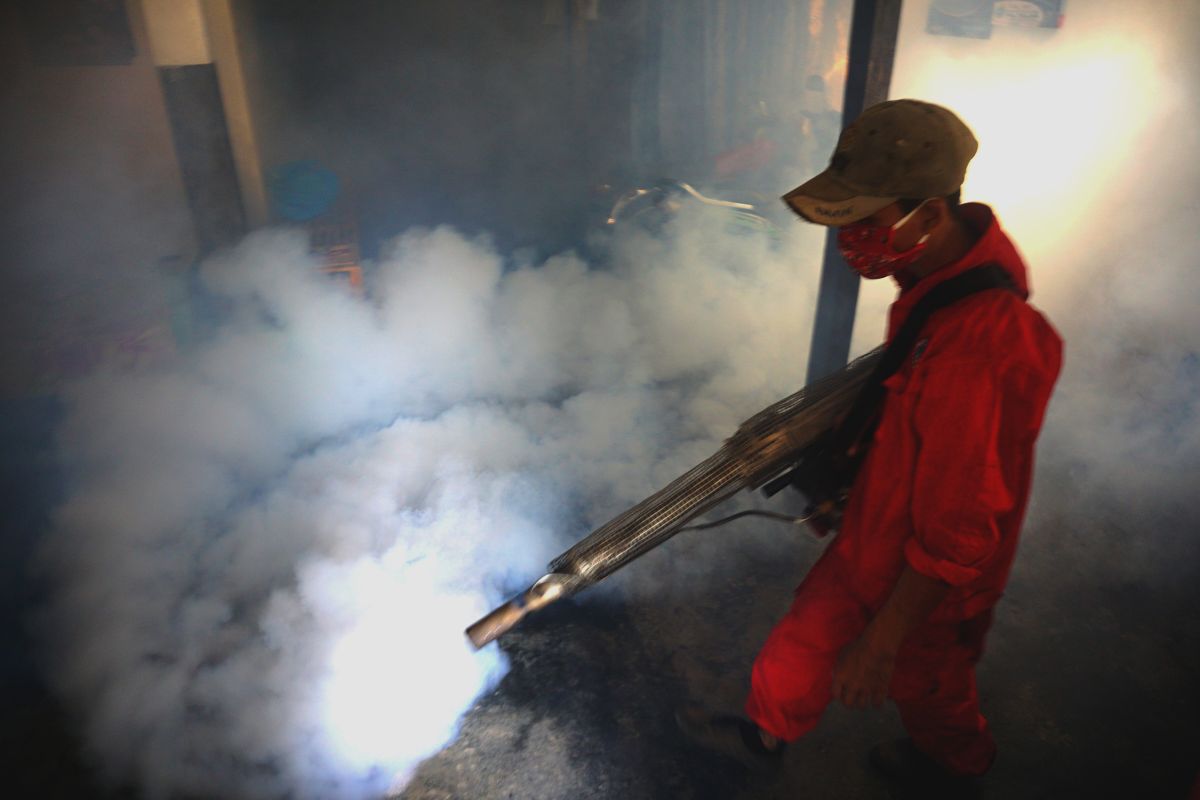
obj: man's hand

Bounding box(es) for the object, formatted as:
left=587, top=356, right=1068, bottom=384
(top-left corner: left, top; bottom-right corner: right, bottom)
left=832, top=564, right=952, bottom=709
left=832, top=634, right=897, bottom=709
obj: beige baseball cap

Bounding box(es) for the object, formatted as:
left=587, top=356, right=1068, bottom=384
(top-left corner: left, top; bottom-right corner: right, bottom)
left=783, top=99, right=978, bottom=226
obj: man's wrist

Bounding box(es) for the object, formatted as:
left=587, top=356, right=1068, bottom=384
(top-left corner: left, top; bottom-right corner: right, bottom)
left=863, top=565, right=953, bottom=657
left=862, top=615, right=904, bottom=657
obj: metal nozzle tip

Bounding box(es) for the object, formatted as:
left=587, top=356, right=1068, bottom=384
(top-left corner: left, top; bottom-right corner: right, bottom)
left=464, top=573, right=580, bottom=649
left=465, top=599, right=526, bottom=650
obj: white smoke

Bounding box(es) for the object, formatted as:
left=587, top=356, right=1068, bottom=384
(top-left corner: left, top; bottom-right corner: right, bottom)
left=37, top=3, right=1200, bottom=797
left=38, top=210, right=822, bottom=798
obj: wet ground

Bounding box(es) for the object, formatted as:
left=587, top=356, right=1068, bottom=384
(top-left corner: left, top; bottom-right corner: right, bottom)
left=3, top=396, right=1198, bottom=799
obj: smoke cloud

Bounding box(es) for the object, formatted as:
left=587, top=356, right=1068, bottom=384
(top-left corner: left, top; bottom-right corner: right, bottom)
left=30, top=1, right=1200, bottom=797
left=38, top=211, right=822, bottom=798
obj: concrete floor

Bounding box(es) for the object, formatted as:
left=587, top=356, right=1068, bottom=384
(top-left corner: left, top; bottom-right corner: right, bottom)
left=401, top=503, right=1200, bottom=800
left=3, top=397, right=1197, bottom=799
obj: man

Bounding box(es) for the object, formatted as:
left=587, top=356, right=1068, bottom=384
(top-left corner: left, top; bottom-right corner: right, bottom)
left=679, top=99, right=1062, bottom=795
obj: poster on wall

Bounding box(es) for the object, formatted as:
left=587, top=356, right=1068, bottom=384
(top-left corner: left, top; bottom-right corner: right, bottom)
left=991, top=0, right=1066, bottom=29
left=926, top=0, right=1065, bottom=40
left=19, top=0, right=136, bottom=66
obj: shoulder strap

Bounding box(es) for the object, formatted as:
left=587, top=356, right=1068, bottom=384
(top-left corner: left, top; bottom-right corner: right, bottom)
left=835, top=262, right=1020, bottom=453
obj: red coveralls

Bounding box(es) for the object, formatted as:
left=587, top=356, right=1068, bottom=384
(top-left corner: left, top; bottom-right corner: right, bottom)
left=746, top=204, right=1063, bottom=776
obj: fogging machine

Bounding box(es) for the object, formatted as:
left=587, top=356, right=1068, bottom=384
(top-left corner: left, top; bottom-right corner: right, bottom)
left=464, top=263, right=1022, bottom=648
left=465, top=346, right=882, bottom=648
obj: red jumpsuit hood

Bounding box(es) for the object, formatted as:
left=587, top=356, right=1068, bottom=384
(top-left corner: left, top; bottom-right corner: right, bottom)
left=887, top=203, right=1030, bottom=341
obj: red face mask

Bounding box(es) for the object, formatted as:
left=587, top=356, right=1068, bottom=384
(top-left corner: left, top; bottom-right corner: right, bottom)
left=836, top=200, right=931, bottom=280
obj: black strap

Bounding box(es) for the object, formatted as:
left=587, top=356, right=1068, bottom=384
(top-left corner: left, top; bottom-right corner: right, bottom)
left=834, top=262, right=1021, bottom=455
left=761, top=262, right=1023, bottom=501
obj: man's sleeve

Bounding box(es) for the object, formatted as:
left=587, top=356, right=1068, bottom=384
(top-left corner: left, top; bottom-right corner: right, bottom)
left=905, top=356, right=1016, bottom=586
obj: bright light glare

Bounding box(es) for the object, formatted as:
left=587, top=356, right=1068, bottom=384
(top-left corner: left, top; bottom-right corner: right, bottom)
left=950, top=53, right=1153, bottom=235
left=853, top=26, right=1164, bottom=353
left=892, top=32, right=1159, bottom=243
left=320, top=557, right=505, bottom=784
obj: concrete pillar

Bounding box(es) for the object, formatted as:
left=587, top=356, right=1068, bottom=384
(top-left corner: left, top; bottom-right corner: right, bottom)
left=141, top=0, right=267, bottom=253
left=201, top=0, right=269, bottom=228
left=806, top=0, right=903, bottom=382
